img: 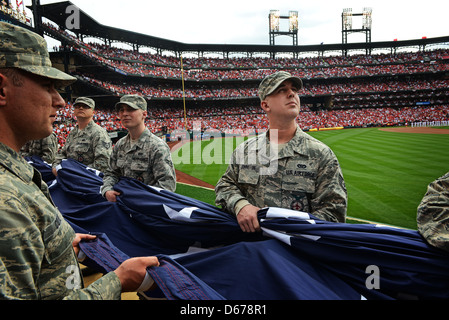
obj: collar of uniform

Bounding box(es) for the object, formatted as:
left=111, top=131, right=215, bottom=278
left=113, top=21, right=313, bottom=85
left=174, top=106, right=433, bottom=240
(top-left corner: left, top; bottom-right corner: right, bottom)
left=262, top=125, right=308, bottom=159
left=125, top=128, right=151, bottom=149
left=76, top=120, right=95, bottom=132
left=0, top=142, right=35, bottom=184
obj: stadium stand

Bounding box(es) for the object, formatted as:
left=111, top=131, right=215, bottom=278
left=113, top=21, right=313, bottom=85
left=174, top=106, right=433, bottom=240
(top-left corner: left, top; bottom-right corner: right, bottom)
left=2, top=4, right=449, bottom=147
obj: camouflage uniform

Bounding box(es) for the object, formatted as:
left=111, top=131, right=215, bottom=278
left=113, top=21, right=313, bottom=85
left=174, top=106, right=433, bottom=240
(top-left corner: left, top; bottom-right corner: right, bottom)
left=20, top=133, right=58, bottom=163
left=215, top=126, right=347, bottom=223
left=53, top=120, right=112, bottom=173
left=0, top=142, right=121, bottom=300
left=216, top=71, right=346, bottom=222
left=417, top=171, right=449, bottom=252
left=101, top=128, right=176, bottom=194
left=0, top=21, right=121, bottom=300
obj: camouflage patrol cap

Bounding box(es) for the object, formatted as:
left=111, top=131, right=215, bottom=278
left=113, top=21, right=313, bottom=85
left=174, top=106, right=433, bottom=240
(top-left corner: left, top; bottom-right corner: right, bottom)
left=0, top=21, right=76, bottom=86
left=115, top=94, right=147, bottom=111
left=258, top=71, right=303, bottom=101
left=73, top=97, right=95, bottom=109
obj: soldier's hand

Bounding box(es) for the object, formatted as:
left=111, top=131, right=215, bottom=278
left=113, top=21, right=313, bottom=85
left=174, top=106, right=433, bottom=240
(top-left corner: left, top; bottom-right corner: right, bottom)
left=105, top=190, right=121, bottom=202
left=237, top=204, right=261, bottom=233
left=72, top=233, right=96, bottom=257
left=114, top=256, right=160, bottom=292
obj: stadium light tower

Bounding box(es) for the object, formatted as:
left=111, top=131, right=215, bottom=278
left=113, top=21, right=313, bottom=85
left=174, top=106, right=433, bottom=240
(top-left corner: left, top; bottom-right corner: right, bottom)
left=341, top=7, right=372, bottom=56
left=269, top=10, right=298, bottom=47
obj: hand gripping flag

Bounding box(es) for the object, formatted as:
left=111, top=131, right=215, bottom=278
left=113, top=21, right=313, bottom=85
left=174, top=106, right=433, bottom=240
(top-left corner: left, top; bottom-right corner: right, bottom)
left=28, top=157, right=449, bottom=300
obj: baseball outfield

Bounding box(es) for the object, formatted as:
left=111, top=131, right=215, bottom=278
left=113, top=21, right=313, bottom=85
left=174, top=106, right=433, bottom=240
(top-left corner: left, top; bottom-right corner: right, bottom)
left=171, top=126, right=449, bottom=230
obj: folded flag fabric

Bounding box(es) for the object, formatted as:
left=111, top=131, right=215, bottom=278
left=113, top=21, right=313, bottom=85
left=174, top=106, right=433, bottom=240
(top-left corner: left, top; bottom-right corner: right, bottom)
left=79, top=232, right=225, bottom=300
left=28, top=157, right=449, bottom=300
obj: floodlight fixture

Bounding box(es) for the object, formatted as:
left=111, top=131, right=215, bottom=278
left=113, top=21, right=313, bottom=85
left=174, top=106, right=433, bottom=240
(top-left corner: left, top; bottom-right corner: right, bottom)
left=269, top=10, right=280, bottom=32
left=289, top=11, right=298, bottom=32
left=342, top=8, right=352, bottom=30
left=363, top=7, right=372, bottom=29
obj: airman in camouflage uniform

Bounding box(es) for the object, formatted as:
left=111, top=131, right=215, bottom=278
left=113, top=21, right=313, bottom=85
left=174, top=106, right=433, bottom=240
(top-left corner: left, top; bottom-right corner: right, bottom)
left=0, top=22, right=158, bottom=299
left=216, top=127, right=347, bottom=221
left=101, top=95, right=176, bottom=200
left=216, top=71, right=347, bottom=231
left=53, top=97, right=112, bottom=173
left=20, top=132, right=58, bottom=163
left=417, top=171, right=449, bottom=252
left=0, top=143, right=122, bottom=299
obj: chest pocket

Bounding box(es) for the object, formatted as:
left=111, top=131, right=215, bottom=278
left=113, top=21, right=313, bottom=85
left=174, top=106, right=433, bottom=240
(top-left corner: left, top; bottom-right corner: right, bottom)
left=282, top=160, right=317, bottom=190
left=281, top=160, right=317, bottom=211
left=72, top=139, right=91, bottom=163
left=73, top=138, right=90, bottom=154
left=42, top=214, right=74, bottom=264
left=116, top=157, right=126, bottom=170
left=130, top=150, right=149, bottom=172
left=236, top=165, right=262, bottom=205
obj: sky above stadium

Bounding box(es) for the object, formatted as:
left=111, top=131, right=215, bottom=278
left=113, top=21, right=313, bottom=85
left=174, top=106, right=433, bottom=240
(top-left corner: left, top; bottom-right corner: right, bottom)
left=27, top=0, right=449, bottom=47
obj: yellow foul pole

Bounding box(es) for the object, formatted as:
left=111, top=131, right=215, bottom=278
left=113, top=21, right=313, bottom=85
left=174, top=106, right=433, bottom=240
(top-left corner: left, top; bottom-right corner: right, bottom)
left=180, top=55, right=187, bottom=130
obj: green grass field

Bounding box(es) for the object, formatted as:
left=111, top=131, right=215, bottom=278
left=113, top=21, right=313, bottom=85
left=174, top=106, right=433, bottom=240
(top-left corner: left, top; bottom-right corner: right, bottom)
left=173, top=127, right=449, bottom=230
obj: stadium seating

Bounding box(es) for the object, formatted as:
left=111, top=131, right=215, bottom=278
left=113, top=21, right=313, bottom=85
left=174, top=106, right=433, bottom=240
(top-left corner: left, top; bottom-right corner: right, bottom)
left=38, top=21, right=449, bottom=147
left=53, top=102, right=449, bottom=147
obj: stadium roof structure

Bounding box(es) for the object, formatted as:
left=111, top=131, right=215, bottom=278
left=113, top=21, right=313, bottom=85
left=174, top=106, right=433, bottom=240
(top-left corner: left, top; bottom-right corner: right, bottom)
left=32, top=1, right=449, bottom=57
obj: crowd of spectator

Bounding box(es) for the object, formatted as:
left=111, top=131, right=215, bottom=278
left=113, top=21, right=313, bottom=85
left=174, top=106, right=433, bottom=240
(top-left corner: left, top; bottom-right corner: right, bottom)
left=53, top=103, right=449, bottom=148
left=75, top=72, right=449, bottom=102
left=42, top=21, right=449, bottom=150
left=0, top=1, right=30, bottom=25
left=70, top=45, right=448, bottom=81
left=44, top=22, right=449, bottom=82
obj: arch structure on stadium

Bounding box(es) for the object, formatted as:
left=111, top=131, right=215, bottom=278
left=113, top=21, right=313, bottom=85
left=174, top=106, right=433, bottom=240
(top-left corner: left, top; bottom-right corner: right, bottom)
left=30, top=1, right=449, bottom=59
left=10, top=1, right=449, bottom=137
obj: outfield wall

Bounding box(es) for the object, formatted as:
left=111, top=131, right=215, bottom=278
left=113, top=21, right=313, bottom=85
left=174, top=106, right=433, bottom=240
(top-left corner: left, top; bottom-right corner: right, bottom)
left=411, top=120, right=449, bottom=127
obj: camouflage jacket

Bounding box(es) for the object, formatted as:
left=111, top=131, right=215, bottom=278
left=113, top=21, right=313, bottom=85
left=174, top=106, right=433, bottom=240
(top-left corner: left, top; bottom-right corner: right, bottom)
left=215, top=126, right=347, bottom=223
left=417, top=171, right=449, bottom=252
left=101, top=128, right=176, bottom=195
left=20, top=133, right=58, bottom=164
left=0, top=143, right=121, bottom=300
left=53, top=121, right=112, bottom=173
